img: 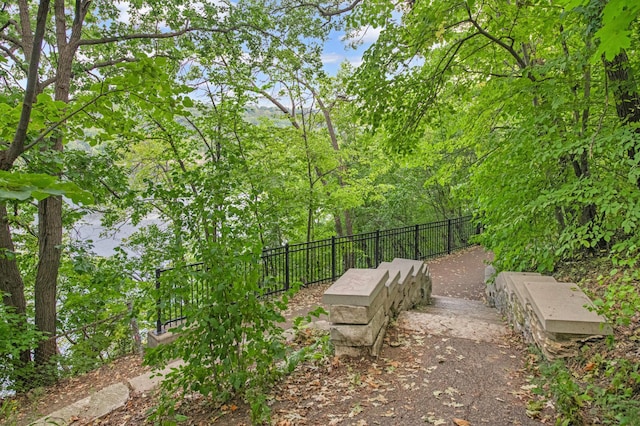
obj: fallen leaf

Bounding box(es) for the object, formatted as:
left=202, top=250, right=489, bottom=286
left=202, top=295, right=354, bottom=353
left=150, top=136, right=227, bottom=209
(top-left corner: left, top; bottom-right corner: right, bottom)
left=368, top=394, right=388, bottom=404
left=422, top=413, right=446, bottom=425
left=444, top=387, right=459, bottom=396
left=453, top=418, right=471, bottom=426
left=380, top=409, right=395, bottom=417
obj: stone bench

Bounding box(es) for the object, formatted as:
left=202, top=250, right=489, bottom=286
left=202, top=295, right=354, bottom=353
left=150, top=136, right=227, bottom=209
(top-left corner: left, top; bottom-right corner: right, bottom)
left=489, top=270, right=613, bottom=359
left=390, top=258, right=432, bottom=307
left=323, top=259, right=432, bottom=357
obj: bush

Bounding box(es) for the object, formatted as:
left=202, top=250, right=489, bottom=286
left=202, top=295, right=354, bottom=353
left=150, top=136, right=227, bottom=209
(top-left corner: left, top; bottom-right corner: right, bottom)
left=145, top=239, right=293, bottom=424
left=0, top=300, right=44, bottom=394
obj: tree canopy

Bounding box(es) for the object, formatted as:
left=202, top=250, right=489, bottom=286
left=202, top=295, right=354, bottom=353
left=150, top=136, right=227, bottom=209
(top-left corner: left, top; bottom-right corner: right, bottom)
left=1, top=0, right=639, bottom=422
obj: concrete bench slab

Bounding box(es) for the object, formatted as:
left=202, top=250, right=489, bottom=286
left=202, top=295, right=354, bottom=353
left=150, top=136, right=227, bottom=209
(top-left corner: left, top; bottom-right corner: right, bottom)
left=376, top=263, right=406, bottom=314
left=505, top=273, right=557, bottom=306
left=329, top=285, right=388, bottom=324
left=522, top=281, right=613, bottom=335
left=323, top=268, right=388, bottom=307
left=495, top=271, right=541, bottom=293
left=378, top=261, right=413, bottom=286
left=390, top=258, right=426, bottom=279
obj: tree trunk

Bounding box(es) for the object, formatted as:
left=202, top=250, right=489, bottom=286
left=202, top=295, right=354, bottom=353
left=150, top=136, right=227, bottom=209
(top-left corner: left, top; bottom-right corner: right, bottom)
left=33, top=0, right=82, bottom=367
left=0, top=203, right=31, bottom=367
left=604, top=50, right=640, bottom=188
left=34, top=194, right=63, bottom=367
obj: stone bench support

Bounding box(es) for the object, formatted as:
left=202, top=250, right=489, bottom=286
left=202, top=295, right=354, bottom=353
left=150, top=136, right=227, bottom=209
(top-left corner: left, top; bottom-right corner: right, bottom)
left=488, top=270, right=613, bottom=359
left=323, top=259, right=432, bottom=357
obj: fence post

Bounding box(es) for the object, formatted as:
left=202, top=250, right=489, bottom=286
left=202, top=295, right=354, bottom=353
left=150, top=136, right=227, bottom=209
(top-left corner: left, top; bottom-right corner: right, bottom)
left=375, top=230, right=380, bottom=267
left=285, top=243, right=290, bottom=291
left=155, top=268, right=162, bottom=335
left=447, top=219, right=453, bottom=254
left=331, top=236, right=336, bottom=281
left=414, top=224, right=420, bottom=260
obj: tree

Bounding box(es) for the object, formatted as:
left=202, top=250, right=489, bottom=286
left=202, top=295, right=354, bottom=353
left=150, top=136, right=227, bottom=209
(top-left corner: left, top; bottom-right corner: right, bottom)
left=349, top=0, right=640, bottom=270
left=0, top=0, right=239, bottom=377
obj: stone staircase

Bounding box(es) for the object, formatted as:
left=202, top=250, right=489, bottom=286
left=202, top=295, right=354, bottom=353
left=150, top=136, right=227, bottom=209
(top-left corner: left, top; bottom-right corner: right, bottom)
left=322, top=261, right=613, bottom=360
left=397, top=295, right=507, bottom=343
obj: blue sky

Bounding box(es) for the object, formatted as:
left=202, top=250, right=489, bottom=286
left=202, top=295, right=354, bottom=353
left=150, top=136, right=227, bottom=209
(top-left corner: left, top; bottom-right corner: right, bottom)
left=114, top=0, right=381, bottom=77
left=321, top=26, right=381, bottom=75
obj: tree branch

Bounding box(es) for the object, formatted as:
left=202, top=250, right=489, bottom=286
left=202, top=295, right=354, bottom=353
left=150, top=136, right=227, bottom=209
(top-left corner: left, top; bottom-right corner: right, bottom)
left=77, top=26, right=231, bottom=47
left=464, top=4, right=527, bottom=70
left=23, top=87, right=121, bottom=153
left=39, top=56, right=138, bottom=89
left=1, top=0, right=50, bottom=171
left=251, top=83, right=301, bottom=129
left=294, top=0, right=363, bottom=17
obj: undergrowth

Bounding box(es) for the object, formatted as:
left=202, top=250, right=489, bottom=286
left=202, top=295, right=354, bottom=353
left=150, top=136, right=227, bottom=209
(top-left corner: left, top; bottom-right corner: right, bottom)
left=528, top=256, right=640, bottom=425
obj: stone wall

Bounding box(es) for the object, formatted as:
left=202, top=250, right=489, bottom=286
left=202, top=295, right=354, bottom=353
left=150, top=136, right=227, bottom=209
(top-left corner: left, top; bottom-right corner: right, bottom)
left=323, top=259, right=432, bottom=357
left=486, top=269, right=613, bottom=360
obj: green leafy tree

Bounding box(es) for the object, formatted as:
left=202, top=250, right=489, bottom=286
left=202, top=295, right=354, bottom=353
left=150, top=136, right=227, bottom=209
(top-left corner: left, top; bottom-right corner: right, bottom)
left=0, top=0, right=242, bottom=381
left=349, top=0, right=639, bottom=270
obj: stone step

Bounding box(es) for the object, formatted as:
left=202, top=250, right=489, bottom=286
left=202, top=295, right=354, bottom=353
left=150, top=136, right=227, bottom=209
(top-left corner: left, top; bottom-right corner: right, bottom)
left=415, top=295, right=504, bottom=325
left=398, top=296, right=507, bottom=343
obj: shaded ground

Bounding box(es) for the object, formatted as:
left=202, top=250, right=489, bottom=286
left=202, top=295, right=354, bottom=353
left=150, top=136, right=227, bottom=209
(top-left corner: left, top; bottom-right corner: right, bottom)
left=11, top=246, right=551, bottom=425
left=7, top=354, right=149, bottom=426
left=428, top=247, right=494, bottom=300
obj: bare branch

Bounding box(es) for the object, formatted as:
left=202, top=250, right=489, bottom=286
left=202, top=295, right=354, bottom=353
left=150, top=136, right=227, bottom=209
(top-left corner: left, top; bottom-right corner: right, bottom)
left=252, top=83, right=301, bottom=129
left=464, top=4, right=527, bottom=71
left=0, top=43, right=28, bottom=76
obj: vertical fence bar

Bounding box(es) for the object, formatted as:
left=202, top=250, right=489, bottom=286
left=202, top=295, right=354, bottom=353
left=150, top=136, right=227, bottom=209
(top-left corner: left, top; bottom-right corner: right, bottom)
left=414, top=224, right=419, bottom=260
left=447, top=218, right=453, bottom=254
left=155, top=268, right=162, bottom=335
left=285, top=243, right=290, bottom=291
left=374, top=230, right=380, bottom=267
left=331, top=236, right=336, bottom=281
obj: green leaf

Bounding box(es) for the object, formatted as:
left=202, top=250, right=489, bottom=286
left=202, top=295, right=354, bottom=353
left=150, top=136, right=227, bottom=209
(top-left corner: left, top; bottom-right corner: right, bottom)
left=0, top=170, right=93, bottom=204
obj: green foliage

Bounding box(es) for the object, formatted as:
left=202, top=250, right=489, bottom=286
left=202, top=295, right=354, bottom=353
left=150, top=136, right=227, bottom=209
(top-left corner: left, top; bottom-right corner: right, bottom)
left=534, top=358, right=590, bottom=424
left=562, top=0, right=640, bottom=60
left=0, top=298, right=44, bottom=393
left=0, top=171, right=92, bottom=204
left=532, top=351, right=640, bottom=425
left=592, top=269, right=640, bottom=326
left=55, top=247, right=144, bottom=376
left=145, top=236, right=289, bottom=423
left=351, top=0, right=640, bottom=272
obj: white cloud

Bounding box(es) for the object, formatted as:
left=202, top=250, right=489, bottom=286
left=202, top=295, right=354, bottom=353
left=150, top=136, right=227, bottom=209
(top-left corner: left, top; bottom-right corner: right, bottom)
left=343, top=26, right=382, bottom=45
left=347, top=56, right=364, bottom=68
left=321, top=52, right=346, bottom=64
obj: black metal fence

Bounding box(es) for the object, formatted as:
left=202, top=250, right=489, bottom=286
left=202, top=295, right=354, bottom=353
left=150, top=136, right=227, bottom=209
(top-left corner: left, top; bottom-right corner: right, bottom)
left=155, top=216, right=477, bottom=334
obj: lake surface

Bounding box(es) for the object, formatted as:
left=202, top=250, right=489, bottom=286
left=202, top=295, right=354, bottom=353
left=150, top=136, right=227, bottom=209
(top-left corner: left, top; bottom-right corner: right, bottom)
left=70, top=212, right=163, bottom=257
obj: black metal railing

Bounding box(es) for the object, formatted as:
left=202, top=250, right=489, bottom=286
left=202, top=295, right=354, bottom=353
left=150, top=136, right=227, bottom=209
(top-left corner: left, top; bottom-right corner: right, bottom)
left=155, top=215, right=477, bottom=334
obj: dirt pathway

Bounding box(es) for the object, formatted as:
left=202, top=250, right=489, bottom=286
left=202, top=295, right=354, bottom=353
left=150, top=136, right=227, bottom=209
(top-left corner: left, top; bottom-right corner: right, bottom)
left=213, top=247, right=547, bottom=425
